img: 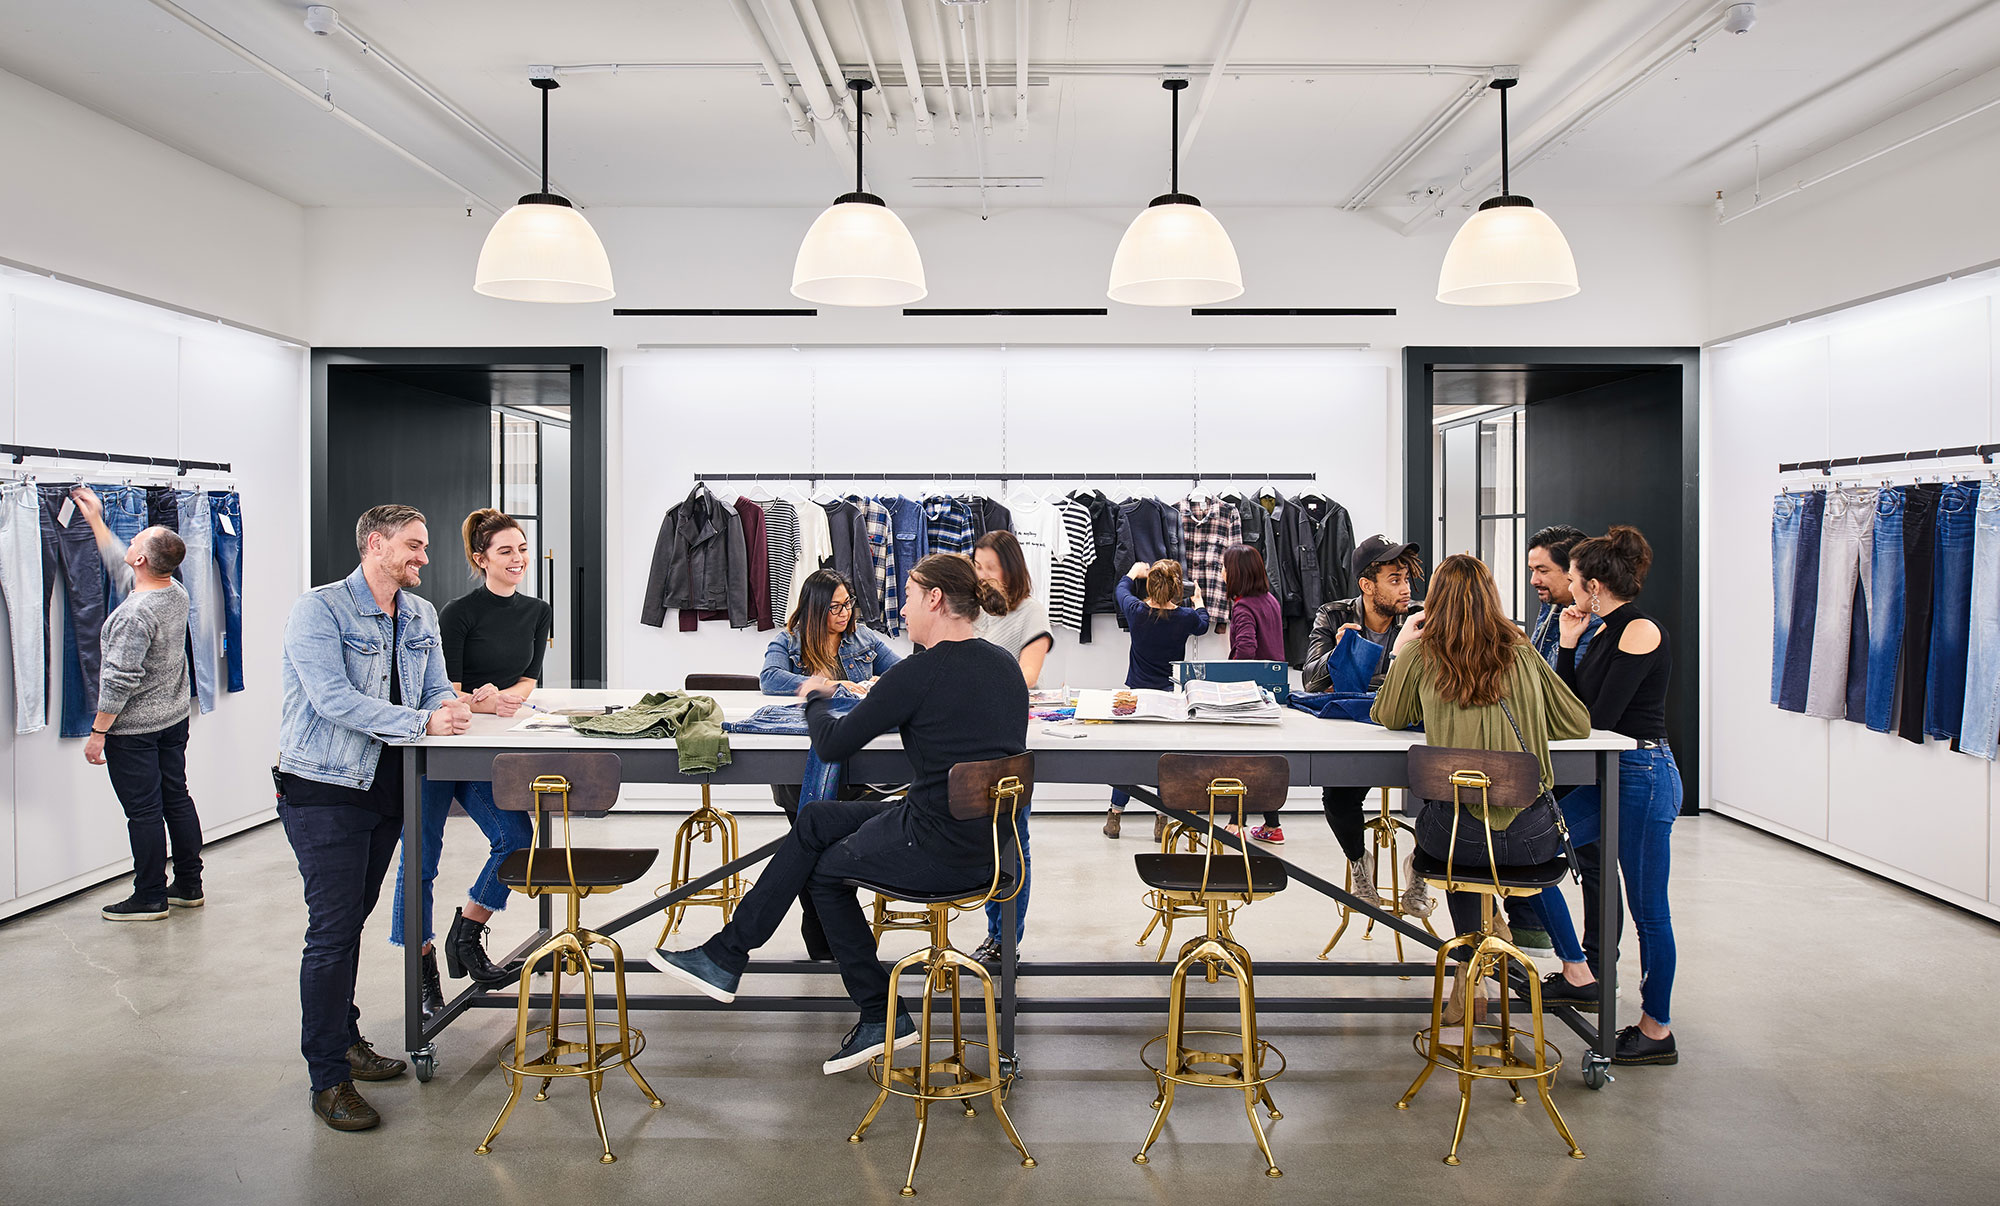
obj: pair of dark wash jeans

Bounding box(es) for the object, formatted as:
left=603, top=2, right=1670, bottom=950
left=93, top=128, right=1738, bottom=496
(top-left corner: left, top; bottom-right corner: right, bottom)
left=279, top=798, right=402, bottom=1092
left=209, top=491, right=245, bottom=693
left=39, top=485, right=107, bottom=738
left=1771, top=492, right=1805, bottom=704
left=1863, top=489, right=1908, bottom=732
left=98, top=485, right=147, bottom=611
left=1926, top=482, right=1982, bottom=741
left=1776, top=491, right=1824, bottom=712
left=104, top=716, right=203, bottom=903
left=1896, top=484, right=1943, bottom=743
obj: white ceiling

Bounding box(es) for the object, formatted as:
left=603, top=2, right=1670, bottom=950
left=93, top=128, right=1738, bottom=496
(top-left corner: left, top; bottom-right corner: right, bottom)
left=4, top=0, right=1999, bottom=215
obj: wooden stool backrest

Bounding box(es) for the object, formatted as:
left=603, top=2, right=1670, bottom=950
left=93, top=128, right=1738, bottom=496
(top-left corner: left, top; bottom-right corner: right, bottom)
left=1406, top=744, right=1541, bottom=895
left=492, top=752, right=624, bottom=898
left=946, top=753, right=1036, bottom=907
left=1158, top=753, right=1290, bottom=903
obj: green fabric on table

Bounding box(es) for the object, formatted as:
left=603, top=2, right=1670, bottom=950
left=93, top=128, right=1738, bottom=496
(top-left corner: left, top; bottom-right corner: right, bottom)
left=568, top=691, right=732, bottom=774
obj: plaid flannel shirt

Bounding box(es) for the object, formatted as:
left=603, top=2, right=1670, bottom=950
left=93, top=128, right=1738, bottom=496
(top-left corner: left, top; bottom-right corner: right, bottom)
left=1179, top=497, right=1242, bottom=633
left=858, top=497, right=900, bottom=634
left=924, top=496, right=976, bottom=554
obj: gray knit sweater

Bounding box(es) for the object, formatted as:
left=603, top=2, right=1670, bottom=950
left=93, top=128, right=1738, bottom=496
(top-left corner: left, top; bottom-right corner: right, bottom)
left=96, top=545, right=192, bottom=735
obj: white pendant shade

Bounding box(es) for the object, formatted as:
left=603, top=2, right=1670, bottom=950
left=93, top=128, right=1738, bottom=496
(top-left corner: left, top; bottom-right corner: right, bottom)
left=474, top=199, right=615, bottom=303
left=1436, top=202, right=1579, bottom=306
left=791, top=200, right=928, bottom=307
left=1107, top=202, right=1244, bottom=307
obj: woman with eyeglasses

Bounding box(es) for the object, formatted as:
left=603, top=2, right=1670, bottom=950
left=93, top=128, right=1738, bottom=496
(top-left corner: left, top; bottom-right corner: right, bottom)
left=760, top=569, right=903, bottom=959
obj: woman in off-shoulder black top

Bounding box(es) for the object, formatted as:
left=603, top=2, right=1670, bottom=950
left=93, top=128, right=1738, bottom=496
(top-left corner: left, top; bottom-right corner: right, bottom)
left=1536, top=527, right=1685, bottom=1069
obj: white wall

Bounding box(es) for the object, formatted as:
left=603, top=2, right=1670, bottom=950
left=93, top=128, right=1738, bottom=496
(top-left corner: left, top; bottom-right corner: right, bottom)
left=0, top=271, right=306, bottom=919
left=0, top=67, right=306, bottom=339
left=1705, top=270, right=2000, bottom=918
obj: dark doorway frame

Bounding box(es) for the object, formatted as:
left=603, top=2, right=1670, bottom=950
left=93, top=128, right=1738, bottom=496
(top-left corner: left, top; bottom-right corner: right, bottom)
left=1403, top=345, right=1700, bottom=801
left=310, top=347, right=608, bottom=688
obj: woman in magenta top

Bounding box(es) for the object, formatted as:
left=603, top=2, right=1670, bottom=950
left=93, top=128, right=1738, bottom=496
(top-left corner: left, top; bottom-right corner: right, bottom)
left=1225, top=544, right=1284, bottom=662
left=1226, top=544, right=1290, bottom=842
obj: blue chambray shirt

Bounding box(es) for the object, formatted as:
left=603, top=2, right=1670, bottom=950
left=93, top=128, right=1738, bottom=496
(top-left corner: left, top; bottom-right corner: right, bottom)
left=1530, top=600, right=1601, bottom=669
left=279, top=566, right=459, bottom=789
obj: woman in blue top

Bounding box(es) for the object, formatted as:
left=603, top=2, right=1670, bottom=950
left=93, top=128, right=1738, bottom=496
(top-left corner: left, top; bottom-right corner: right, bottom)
left=761, top=569, right=902, bottom=958
left=1104, top=559, right=1210, bottom=838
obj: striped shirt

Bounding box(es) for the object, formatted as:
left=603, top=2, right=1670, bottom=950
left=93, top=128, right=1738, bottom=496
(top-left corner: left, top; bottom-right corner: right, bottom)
left=1049, top=497, right=1095, bottom=633
left=762, top=498, right=799, bottom=624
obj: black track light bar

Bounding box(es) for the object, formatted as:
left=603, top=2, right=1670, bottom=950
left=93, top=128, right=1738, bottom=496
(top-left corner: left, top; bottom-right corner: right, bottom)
left=613, top=309, right=819, bottom=317
left=1191, top=307, right=1398, bottom=316
left=901, top=308, right=1108, bottom=316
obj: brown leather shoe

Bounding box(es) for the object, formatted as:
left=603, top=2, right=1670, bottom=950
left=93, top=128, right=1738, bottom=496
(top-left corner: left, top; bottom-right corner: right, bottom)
left=346, top=1038, right=407, bottom=1082
left=312, top=1081, right=380, bottom=1131
left=1102, top=809, right=1121, bottom=839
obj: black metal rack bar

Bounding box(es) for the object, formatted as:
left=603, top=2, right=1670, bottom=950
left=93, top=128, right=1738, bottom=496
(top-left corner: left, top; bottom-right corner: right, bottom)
left=692, top=471, right=1318, bottom=482
left=1779, top=443, right=1998, bottom=474
left=0, top=442, right=230, bottom=474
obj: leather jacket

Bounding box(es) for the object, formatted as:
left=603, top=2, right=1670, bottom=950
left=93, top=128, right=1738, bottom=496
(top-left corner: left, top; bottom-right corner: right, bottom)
left=1301, top=596, right=1410, bottom=694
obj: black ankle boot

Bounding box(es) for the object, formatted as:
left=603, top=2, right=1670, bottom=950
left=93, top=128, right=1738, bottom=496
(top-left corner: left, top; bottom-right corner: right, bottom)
left=445, top=908, right=523, bottom=987
left=420, top=948, right=446, bottom=1023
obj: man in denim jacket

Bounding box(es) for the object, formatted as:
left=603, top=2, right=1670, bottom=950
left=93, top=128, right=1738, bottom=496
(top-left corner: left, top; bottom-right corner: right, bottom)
left=278, top=504, right=470, bottom=1132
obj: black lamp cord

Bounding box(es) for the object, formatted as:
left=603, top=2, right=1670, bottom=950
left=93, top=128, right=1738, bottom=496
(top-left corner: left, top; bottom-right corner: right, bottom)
left=1498, top=82, right=1510, bottom=196
left=541, top=84, right=550, bottom=195
left=1170, top=83, right=1179, bottom=195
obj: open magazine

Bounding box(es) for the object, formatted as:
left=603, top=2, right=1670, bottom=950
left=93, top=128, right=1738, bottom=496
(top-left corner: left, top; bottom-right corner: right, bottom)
left=1073, top=682, right=1284, bottom=724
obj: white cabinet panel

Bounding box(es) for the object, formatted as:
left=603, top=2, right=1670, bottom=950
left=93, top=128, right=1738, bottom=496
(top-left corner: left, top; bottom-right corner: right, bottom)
left=1828, top=723, right=1989, bottom=898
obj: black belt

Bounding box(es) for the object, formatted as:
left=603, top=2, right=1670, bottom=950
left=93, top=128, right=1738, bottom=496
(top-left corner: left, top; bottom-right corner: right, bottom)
left=1633, top=738, right=1667, bottom=750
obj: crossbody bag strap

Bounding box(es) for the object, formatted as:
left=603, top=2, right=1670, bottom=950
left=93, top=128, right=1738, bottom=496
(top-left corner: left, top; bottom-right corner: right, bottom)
left=1496, top=697, right=1582, bottom=883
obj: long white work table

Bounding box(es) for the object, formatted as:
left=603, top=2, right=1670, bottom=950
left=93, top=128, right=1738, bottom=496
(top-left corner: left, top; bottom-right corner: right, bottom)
left=399, top=689, right=1635, bottom=1089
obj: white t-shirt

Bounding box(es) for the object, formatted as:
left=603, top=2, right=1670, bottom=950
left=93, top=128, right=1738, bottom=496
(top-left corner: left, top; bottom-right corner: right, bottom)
left=1004, top=495, right=1070, bottom=605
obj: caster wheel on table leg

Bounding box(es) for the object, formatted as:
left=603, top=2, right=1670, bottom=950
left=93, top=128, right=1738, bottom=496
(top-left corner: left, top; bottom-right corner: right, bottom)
left=998, top=1054, right=1020, bottom=1080
left=1581, top=1057, right=1614, bottom=1090
left=412, top=1047, right=437, bottom=1083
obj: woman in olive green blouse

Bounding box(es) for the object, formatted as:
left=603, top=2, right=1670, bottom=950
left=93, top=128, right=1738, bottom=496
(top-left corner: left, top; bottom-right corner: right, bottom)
left=1370, top=554, right=1591, bottom=939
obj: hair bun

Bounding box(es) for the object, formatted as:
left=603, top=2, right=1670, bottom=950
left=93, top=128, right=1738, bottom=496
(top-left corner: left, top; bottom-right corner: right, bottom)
left=1605, top=525, right=1653, bottom=574
left=976, top=579, right=1010, bottom=617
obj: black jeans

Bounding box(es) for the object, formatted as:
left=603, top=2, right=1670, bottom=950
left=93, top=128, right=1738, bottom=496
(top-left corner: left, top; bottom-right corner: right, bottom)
left=279, top=800, right=402, bottom=1092
left=704, top=800, right=992, bottom=1018
left=1414, top=798, right=1565, bottom=939
left=1316, top=785, right=1371, bottom=862
left=1897, top=483, right=1942, bottom=743
left=104, top=717, right=202, bottom=902
left=40, top=486, right=108, bottom=737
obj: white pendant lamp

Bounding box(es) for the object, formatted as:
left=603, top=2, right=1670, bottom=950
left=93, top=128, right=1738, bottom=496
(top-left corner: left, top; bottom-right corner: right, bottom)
left=792, top=79, right=927, bottom=307
left=1437, top=77, right=1578, bottom=306
left=474, top=76, right=614, bottom=303
left=1108, top=78, right=1243, bottom=307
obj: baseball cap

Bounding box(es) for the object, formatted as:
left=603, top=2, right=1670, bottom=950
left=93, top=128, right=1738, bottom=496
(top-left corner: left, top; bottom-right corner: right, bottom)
left=1351, top=534, right=1419, bottom=584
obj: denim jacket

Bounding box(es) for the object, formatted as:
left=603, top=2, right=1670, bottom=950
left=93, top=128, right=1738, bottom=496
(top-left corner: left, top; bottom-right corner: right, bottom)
left=1530, top=601, right=1600, bottom=669
left=760, top=628, right=903, bottom=695
left=280, top=567, right=458, bottom=789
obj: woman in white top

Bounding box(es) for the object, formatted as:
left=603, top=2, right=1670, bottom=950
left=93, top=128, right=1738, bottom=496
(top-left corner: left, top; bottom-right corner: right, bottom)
left=970, top=531, right=1051, bottom=964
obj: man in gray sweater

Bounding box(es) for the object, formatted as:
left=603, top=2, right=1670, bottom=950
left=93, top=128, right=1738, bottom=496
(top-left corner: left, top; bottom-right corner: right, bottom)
left=72, top=487, right=202, bottom=921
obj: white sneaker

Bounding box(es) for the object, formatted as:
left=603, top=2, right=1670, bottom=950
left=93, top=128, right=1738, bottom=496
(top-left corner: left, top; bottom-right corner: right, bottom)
left=1399, top=852, right=1437, bottom=917
left=1348, top=858, right=1378, bottom=906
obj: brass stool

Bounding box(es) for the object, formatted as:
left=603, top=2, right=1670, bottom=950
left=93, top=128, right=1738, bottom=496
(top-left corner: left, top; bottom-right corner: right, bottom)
left=1132, top=754, right=1291, bottom=1179
left=477, top=753, right=664, bottom=1165
left=1134, top=809, right=1215, bottom=961
left=655, top=674, right=758, bottom=942
left=1394, top=746, right=1583, bottom=1166
left=1320, top=787, right=1441, bottom=961
left=845, top=754, right=1038, bottom=1197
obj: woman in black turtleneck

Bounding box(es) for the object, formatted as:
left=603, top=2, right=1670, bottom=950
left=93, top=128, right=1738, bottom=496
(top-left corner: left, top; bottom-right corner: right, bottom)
left=1535, top=525, right=1684, bottom=1069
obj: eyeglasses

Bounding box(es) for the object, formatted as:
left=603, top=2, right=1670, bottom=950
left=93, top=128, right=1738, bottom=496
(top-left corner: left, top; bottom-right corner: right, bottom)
left=827, top=601, right=855, bottom=615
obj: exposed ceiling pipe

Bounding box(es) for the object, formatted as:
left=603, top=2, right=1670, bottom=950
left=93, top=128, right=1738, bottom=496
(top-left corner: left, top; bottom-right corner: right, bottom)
left=1015, top=0, right=1030, bottom=137
left=316, top=9, right=575, bottom=200
left=927, top=0, right=962, bottom=135
left=754, top=0, right=851, bottom=147
left=1401, top=3, right=1730, bottom=232
left=1720, top=90, right=2000, bottom=224
left=841, top=0, right=896, bottom=134
left=794, top=0, right=858, bottom=126
left=881, top=1, right=935, bottom=142
left=972, top=4, right=994, bottom=134
left=1178, top=0, right=1254, bottom=165
left=141, top=0, right=506, bottom=211
left=542, top=59, right=1494, bottom=82
left=956, top=9, right=989, bottom=216
left=723, top=0, right=815, bottom=143
left=1341, top=69, right=1495, bottom=209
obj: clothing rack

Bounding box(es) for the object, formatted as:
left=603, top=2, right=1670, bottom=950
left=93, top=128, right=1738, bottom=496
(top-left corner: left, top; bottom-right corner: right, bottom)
left=0, top=442, right=230, bottom=474
left=1778, top=444, right=1998, bottom=475
left=691, top=471, right=1318, bottom=483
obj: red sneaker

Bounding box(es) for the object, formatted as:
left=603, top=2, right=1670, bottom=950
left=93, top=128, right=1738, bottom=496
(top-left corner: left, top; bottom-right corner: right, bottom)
left=1249, top=825, right=1285, bottom=845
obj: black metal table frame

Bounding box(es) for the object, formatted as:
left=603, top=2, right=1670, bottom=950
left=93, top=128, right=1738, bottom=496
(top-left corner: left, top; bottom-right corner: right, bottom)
left=401, top=743, right=1621, bottom=1088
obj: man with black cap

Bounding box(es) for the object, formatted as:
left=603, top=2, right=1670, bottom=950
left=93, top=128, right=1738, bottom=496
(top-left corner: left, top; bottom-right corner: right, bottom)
left=1248, top=535, right=1431, bottom=914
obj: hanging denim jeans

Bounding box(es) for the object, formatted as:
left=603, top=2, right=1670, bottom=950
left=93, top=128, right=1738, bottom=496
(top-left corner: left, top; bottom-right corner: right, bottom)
left=1958, top=487, right=2000, bottom=759
left=209, top=491, right=245, bottom=693
left=40, top=485, right=108, bottom=737
left=1805, top=486, right=1876, bottom=719
left=174, top=490, right=218, bottom=714
left=98, top=484, right=147, bottom=611
left=0, top=483, right=46, bottom=733
left=1925, top=482, right=1981, bottom=741
left=1777, top=490, right=1824, bottom=712
left=1862, top=488, right=1907, bottom=732
left=1770, top=492, right=1805, bottom=705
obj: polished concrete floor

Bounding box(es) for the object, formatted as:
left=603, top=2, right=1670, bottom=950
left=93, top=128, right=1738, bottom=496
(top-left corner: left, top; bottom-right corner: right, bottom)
left=5, top=804, right=1997, bottom=1205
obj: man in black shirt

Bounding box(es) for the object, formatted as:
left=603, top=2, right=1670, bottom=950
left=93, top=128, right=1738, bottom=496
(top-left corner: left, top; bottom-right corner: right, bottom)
left=654, top=554, right=1028, bottom=1074
left=277, top=505, right=470, bottom=1131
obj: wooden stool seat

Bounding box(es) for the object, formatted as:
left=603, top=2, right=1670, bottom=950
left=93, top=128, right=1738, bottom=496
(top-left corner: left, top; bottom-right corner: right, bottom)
left=500, top=848, right=657, bottom=890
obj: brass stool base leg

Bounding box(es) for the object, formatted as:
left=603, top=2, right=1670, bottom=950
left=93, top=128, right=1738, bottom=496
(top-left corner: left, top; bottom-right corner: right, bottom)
left=476, top=1075, right=524, bottom=1155
left=1134, top=1080, right=1177, bottom=1164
